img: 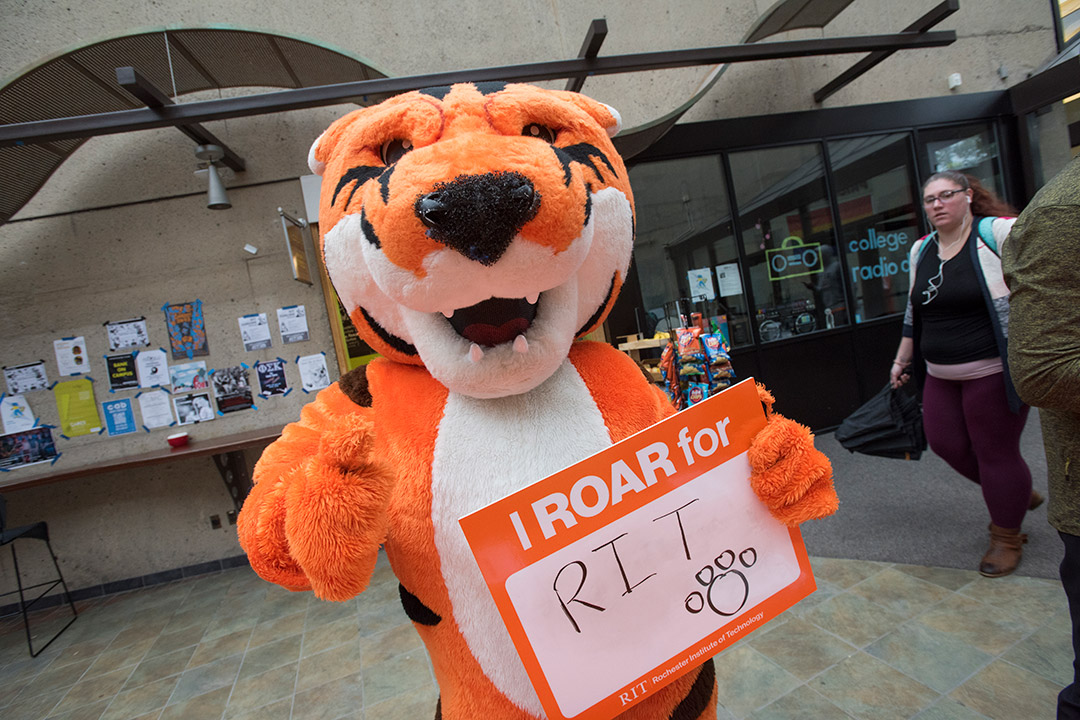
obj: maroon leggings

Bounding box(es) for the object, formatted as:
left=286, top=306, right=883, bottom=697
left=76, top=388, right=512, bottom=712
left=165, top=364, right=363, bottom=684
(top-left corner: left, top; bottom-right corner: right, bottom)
left=922, top=372, right=1032, bottom=529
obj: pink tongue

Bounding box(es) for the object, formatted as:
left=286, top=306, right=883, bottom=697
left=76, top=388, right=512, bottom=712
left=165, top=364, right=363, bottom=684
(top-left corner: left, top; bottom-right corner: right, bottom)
left=462, top=319, right=530, bottom=347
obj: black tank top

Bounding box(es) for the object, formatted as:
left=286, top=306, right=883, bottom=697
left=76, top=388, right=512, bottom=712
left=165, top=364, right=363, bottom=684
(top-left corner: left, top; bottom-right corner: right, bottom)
left=913, top=235, right=998, bottom=364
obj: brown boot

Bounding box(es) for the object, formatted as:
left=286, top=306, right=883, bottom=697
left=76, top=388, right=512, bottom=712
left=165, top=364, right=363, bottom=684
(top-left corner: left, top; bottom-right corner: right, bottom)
left=979, top=524, right=1028, bottom=578
left=1029, top=490, right=1045, bottom=511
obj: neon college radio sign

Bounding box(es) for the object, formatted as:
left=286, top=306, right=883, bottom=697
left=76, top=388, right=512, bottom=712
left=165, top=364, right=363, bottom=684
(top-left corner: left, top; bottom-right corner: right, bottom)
left=847, top=227, right=913, bottom=282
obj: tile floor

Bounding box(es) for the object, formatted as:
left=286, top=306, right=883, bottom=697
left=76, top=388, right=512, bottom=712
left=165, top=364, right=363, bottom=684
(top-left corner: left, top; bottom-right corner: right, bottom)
left=0, top=552, right=1070, bottom=720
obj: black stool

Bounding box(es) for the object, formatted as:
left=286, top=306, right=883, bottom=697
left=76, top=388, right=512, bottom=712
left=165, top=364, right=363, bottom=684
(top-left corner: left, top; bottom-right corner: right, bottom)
left=0, top=494, right=78, bottom=656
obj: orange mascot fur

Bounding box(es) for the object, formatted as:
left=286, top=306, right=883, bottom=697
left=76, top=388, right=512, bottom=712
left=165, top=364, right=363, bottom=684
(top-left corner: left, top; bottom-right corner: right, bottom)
left=237, top=82, right=837, bottom=719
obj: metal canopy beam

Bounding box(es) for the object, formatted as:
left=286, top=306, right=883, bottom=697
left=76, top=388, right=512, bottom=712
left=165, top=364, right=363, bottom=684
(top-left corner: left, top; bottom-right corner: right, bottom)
left=115, top=66, right=246, bottom=171
left=564, top=18, right=608, bottom=93
left=0, top=30, right=955, bottom=148
left=813, top=0, right=959, bottom=103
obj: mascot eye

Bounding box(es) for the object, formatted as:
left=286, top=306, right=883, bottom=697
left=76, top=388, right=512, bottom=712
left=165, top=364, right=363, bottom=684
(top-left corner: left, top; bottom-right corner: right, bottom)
left=522, top=123, right=557, bottom=143
left=381, top=138, right=414, bottom=165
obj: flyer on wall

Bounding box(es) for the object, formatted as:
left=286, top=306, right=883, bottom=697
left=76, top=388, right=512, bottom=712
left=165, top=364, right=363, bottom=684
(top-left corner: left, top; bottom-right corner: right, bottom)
left=255, top=359, right=289, bottom=397
left=297, top=353, right=331, bottom=392
left=54, top=378, right=102, bottom=437
left=163, top=300, right=210, bottom=360
left=137, top=390, right=174, bottom=429
left=174, top=392, right=215, bottom=425
left=106, top=353, right=139, bottom=391
left=277, top=305, right=310, bottom=344
left=54, top=336, right=90, bottom=376
left=135, top=349, right=169, bottom=389
left=0, top=427, right=59, bottom=470
left=0, top=394, right=36, bottom=434
left=169, top=361, right=209, bottom=392
left=212, top=366, right=255, bottom=413
left=104, top=317, right=150, bottom=351
left=3, top=361, right=49, bottom=395
left=238, top=313, right=272, bottom=351
left=102, top=398, right=137, bottom=436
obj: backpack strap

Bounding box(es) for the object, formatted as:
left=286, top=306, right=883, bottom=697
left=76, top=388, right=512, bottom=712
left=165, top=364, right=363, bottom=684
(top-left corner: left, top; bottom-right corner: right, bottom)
left=977, top=216, right=999, bottom=256
left=914, top=231, right=937, bottom=264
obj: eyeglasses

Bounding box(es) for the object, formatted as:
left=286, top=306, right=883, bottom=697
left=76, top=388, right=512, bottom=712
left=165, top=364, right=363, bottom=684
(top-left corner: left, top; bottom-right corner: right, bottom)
left=922, top=188, right=966, bottom=206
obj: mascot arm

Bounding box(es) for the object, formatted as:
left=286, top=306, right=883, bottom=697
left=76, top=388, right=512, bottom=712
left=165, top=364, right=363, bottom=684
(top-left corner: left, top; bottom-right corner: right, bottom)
left=748, top=384, right=839, bottom=526
left=237, top=380, right=395, bottom=601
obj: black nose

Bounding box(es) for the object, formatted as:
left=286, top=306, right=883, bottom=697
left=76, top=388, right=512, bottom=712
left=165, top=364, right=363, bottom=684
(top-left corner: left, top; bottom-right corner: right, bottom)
left=415, top=171, right=540, bottom=266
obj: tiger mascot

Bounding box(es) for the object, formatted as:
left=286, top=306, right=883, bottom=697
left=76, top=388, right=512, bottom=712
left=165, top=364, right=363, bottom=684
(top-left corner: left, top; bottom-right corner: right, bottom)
left=237, top=82, right=837, bottom=720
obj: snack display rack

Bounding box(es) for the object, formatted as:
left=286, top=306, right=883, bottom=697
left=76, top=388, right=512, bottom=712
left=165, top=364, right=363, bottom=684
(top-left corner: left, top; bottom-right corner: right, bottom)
left=617, top=298, right=736, bottom=411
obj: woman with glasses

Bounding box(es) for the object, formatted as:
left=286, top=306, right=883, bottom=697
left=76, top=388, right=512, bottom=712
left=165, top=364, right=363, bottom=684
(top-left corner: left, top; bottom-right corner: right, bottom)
left=889, top=170, right=1038, bottom=578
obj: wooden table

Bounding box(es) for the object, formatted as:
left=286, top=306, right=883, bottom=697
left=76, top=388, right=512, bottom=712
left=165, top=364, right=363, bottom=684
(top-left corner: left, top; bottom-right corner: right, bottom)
left=0, top=425, right=285, bottom=512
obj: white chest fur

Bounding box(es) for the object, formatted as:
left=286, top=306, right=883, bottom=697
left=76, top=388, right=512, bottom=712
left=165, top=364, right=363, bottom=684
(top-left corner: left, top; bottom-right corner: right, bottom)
left=430, top=360, right=612, bottom=716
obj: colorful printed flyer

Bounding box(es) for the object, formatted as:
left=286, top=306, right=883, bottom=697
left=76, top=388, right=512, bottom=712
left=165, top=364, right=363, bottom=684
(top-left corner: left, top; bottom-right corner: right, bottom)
left=169, top=361, right=209, bottom=392
left=54, top=336, right=90, bottom=376
left=277, top=305, right=310, bottom=344
left=137, top=390, right=174, bottom=429
left=135, top=349, right=169, bottom=389
left=0, top=427, right=59, bottom=470
left=174, top=392, right=215, bottom=425
left=297, top=353, right=331, bottom=392
left=255, top=359, right=289, bottom=397
left=3, top=361, right=49, bottom=394
left=164, top=300, right=209, bottom=360
left=1, top=394, right=36, bottom=434
left=106, top=353, right=139, bottom=391
left=105, top=317, right=150, bottom=351
left=102, top=398, right=137, bottom=436
left=212, top=366, right=255, bottom=413
left=238, top=313, right=272, bottom=351
left=54, top=377, right=102, bottom=437
left=459, top=379, right=816, bottom=720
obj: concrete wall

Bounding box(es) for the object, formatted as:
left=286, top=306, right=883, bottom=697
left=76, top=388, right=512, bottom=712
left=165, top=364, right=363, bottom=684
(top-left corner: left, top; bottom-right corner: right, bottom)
left=0, top=0, right=1061, bottom=591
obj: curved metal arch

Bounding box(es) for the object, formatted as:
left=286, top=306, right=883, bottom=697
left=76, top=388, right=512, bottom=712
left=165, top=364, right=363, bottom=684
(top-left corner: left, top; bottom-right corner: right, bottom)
left=0, top=26, right=393, bottom=223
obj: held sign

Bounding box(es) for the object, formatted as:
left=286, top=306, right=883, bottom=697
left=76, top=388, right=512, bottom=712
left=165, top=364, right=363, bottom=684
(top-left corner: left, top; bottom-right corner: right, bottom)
left=459, top=378, right=817, bottom=720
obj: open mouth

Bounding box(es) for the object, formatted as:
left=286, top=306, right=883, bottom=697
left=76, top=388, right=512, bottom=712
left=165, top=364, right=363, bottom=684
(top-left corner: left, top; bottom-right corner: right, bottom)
left=446, top=296, right=538, bottom=347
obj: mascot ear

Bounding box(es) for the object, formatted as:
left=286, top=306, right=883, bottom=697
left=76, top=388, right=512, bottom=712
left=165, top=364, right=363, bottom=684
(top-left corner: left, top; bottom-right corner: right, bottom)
left=560, top=92, right=622, bottom=137
left=308, top=130, right=328, bottom=176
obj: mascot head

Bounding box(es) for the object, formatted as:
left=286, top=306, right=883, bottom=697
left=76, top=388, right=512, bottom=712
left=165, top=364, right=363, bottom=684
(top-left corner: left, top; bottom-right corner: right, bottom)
left=310, top=82, right=634, bottom=398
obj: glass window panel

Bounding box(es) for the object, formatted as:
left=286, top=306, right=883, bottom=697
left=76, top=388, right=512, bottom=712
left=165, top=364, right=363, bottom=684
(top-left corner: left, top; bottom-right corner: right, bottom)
left=629, top=156, right=751, bottom=348
left=917, top=122, right=1006, bottom=199
left=827, top=133, right=920, bottom=324
left=728, top=144, right=847, bottom=343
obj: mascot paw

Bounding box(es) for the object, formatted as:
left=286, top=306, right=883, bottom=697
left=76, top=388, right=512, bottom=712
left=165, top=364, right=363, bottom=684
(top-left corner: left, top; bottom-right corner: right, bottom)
left=748, top=384, right=838, bottom=527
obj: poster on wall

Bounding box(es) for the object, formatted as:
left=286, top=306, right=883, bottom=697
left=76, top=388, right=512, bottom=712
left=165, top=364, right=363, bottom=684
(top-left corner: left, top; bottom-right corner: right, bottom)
left=163, top=300, right=210, bottom=360
left=102, top=398, right=137, bottom=436
left=3, top=361, right=49, bottom=395
left=686, top=268, right=716, bottom=301
left=255, top=359, right=289, bottom=398
left=238, top=313, right=272, bottom=351
left=105, top=317, right=150, bottom=351
left=53, top=377, right=101, bottom=437
left=54, top=336, right=90, bottom=376
left=135, top=349, right=169, bottom=389
left=0, top=427, right=59, bottom=470
left=169, top=361, right=209, bottom=393
left=277, top=305, right=310, bottom=344
left=212, top=366, right=255, bottom=413
left=173, top=392, right=215, bottom=425
left=716, top=263, right=743, bottom=298
left=106, top=353, right=139, bottom=391
left=137, top=390, right=174, bottom=429
left=297, top=353, right=331, bottom=392
left=0, top=394, right=36, bottom=434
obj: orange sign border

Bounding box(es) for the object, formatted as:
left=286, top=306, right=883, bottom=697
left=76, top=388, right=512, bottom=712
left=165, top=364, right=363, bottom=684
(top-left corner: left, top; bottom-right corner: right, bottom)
left=460, top=378, right=816, bottom=720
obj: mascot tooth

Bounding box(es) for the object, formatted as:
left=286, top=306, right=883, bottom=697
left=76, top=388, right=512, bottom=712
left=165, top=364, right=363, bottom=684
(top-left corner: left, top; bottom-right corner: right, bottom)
left=238, top=82, right=838, bottom=720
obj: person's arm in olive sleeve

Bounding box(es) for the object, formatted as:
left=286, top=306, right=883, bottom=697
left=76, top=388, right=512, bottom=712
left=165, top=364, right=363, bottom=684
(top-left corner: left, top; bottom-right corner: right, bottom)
left=1004, top=204, right=1080, bottom=413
